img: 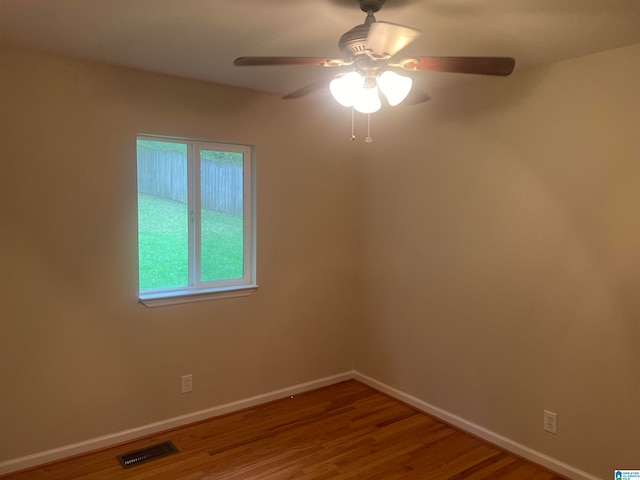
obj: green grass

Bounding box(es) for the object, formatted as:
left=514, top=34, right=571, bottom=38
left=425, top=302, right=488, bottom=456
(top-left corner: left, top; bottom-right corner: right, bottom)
left=138, top=193, right=243, bottom=291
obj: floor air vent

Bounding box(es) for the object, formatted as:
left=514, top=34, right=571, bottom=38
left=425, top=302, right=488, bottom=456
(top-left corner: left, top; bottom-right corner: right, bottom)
left=117, top=441, right=179, bottom=469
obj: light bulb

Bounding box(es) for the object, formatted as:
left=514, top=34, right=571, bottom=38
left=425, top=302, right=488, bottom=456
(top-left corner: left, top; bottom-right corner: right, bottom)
left=377, top=71, right=412, bottom=106
left=353, top=85, right=381, bottom=114
left=330, top=72, right=363, bottom=107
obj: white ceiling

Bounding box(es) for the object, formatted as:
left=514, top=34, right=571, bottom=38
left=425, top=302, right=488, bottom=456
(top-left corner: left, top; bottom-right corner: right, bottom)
left=1, top=0, right=639, bottom=98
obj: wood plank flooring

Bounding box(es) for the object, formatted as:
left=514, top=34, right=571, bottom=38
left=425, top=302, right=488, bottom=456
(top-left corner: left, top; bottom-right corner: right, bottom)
left=1, top=380, right=565, bottom=479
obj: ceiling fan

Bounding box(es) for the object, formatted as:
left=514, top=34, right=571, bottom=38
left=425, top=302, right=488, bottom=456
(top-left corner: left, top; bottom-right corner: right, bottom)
left=234, top=0, right=515, bottom=115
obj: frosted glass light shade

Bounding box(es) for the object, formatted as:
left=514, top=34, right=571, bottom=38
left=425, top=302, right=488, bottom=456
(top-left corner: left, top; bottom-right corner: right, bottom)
left=353, top=85, right=381, bottom=114
left=331, top=72, right=381, bottom=113
left=330, top=72, right=363, bottom=107
left=377, top=71, right=412, bottom=106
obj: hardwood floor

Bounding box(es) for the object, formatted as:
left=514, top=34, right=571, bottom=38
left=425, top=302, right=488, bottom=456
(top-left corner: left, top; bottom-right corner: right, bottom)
left=1, top=381, right=565, bottom=479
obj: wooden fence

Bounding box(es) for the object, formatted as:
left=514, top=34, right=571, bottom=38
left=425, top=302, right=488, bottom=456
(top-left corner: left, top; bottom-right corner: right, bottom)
left=137, top=147, right=243, bottom=216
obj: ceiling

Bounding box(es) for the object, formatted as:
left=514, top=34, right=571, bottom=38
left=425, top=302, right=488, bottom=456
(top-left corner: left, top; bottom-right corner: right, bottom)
left=1, top=0, right=639, bottom=98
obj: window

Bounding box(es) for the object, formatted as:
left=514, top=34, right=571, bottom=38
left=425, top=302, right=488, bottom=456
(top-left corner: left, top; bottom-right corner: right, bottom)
left=136, top=135, right=256, bottom=307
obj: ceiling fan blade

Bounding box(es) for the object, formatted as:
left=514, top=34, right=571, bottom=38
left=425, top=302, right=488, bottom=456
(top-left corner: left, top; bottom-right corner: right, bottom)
left=233, top=57, right=349, bottom=67
left=366, top=21, right=421, bottom=58
left=282, top=81, right=328, bottom=100
left=397, top=56, right=515, bottom=76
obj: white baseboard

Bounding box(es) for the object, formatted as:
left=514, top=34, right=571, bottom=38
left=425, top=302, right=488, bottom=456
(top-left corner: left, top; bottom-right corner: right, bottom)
left=352, top=371, right=602, bottom=480
left=0, top=371, right=353, bottom=476
left=0, top=370, right=601, bottom=480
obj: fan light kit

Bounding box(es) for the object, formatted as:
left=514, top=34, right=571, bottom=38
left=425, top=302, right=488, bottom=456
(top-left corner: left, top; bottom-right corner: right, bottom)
left=234, top=0, right=516, bottom=140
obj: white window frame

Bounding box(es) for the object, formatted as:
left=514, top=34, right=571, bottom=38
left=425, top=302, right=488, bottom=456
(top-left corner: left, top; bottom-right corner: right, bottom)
left=137, top=134, right=257, bottom=307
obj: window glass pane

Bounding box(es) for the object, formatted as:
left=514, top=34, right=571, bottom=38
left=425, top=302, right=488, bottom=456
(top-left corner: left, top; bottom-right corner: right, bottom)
left=137, top=140, right=189, bottom=290
left=200, top=149, right=244, bottom=282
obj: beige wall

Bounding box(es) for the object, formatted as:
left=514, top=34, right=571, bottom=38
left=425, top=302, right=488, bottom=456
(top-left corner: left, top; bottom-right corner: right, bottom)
left=354, top=44, right=640, bottom=479
left=0, top=47, right=357, bottom=461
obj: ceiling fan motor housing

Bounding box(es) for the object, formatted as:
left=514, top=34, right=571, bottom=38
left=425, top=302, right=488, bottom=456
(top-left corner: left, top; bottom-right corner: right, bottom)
left=339, top=22, right=371, bottom=59
left=339, top=2, right=381, bottom=60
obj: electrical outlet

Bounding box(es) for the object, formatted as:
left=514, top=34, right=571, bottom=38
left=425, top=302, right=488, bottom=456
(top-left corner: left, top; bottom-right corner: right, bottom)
left=543, top=410, right=557, bottom=434
left=181, top=374, right=193, bottom=394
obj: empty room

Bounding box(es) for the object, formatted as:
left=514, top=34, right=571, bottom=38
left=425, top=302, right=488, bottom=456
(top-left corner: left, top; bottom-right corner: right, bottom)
left=0, top=1, right=639, bottom=479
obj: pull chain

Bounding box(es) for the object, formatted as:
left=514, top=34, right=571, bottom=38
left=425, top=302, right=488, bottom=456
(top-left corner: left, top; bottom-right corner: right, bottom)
left=350, top=107, right=356, bottom=141
left=348, top=109, right=374, bottom=143
left=365, top=113, right=373, bottom=143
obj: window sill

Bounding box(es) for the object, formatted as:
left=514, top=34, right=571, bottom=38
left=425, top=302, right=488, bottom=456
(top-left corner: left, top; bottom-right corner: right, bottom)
left=139, top=285, right=258, bottom=308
